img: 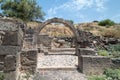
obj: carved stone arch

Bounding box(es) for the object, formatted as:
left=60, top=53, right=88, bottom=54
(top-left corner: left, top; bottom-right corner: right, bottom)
left=38, top=18, right=80, bottom=42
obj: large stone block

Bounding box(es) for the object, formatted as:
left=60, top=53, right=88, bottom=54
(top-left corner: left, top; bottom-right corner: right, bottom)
left=0, top=62, right=4, bottom=71
left=2, top=31, right=23, bottom=46
left=20, top=49, right=37, bottom=74
left=111, top=58, right=120, bottom=69
left=4, top=71, right=16, bottom=80
left=0, top=46, right=20, bottom=55
left=37, top=34, right=52, bottom=47
left=79, top=48, right=96, bottom=55
left=0, top=55, right=5, bottom=62
left=78, top=55, right=111, bottom=75
left=4, top=55, right=16, bottom=72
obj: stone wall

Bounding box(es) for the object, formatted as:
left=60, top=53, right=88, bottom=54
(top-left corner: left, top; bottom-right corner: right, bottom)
left=79, top=48, right=96, bottom=55
left=0, top=55, right=4, bottom=71
left=0, top=46, right=21, bottom=55
left=37, top=34, right=52, bottom=47
left=20, top=50, right=37, bottom=74
left=78, top=55, right=111, bottom=75
left=0, top=18, right=24, bottom=46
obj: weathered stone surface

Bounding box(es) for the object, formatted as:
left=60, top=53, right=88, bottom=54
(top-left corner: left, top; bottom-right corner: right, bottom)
left=0, top=62, right=4, bottom=71
left=4, top=71, right=16, bottom=80
left=0, top=19, right=18, bottom=31
left=0, top=18, right=24, bottom=46
left=0, top=46, right=20, bottom=55
left=20, top=50, right=37, bottom=74
left=4, top=55, right=16, bottom=72
left=79, top=48, right=96, bottom=55
left=78, top=55, right=111, bottom=75
left=111, top=58, right=120, bottom=69
left=0, top=55, right=5, bottom=62
left=37, top=34, right=52, bottom=47
left=2, top=31, right=23, bottom=46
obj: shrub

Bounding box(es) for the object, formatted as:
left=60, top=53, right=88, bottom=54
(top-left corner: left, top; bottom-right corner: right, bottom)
left=104, top=68, right=120, bottom=80
left=97, top=50, right=109, bottom=56
left=110, top=44, right=120, bottom=58
left=98, top=19, right=115, bottom=26
left=0, top=73, right=4, bottom=80
left=111, top=44, right=120, bottom=51
left=88, top=75, right=106, bottom=80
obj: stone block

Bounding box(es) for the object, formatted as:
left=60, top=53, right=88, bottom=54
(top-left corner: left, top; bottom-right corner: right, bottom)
left=0, top=55, right=5, bottom=62
left=20, top=50, right=37, bottom=74
left=79, top=48, right=96, bottom=55
left=0, top=46, right=20, bottom=55
left=111, top=58, right=120, bottom=69
left=2, top=31, right=23, bottom=46
left=4, top=71, right=16, bottom=80
left=0, top=62, right=4, bottom=71
left=4, top=55, right=16, bottom=72
left=78, top=55, right=111, bottom=75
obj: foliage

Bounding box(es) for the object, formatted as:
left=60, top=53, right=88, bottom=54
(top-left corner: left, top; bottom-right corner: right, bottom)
left=97, top=50, right=109, bottom=56
left=0, top=0, right=45, bottom=21
left=104, top=68, right=120, bottom=80
left=67, top=20, right=74, bottom=24
left=98, top=19, right=115, bottom=26
left=22, top=72, right=31, bottom=80
left=88, top=75, right=106, bottom=80
left=109, top=44, right=120, bottom=58
left=0, top=73, right=4, bottom=80
left=88, top=69, right=120, bottom=80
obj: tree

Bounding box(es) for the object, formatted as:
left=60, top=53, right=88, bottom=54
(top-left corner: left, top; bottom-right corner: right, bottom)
left=0, top=0, right=45, bottom=21
left=67, top=20, right=74, bottom=24
left=98, top=19, right=115, bottom=26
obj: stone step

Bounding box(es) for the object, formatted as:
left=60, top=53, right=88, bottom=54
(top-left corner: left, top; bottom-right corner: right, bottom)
left=33, top=70, right=87, bottom=80
left=49, top=48, right=75, bottom=52
left=37, top=66, right=77, bottom=71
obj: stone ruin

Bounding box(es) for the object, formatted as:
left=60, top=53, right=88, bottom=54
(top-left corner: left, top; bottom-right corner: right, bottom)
left=0, top=17, right=119, bottom=80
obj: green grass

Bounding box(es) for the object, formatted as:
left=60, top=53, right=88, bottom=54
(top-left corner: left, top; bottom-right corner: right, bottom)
left=88, top=68, right=120, bottom=80
left=97, top=50, right=109, bottom=56
left=0, top=72, right=4, bottom=80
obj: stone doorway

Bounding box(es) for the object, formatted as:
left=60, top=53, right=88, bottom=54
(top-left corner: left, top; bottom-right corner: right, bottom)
left=36, top=18, right=80, bottom=70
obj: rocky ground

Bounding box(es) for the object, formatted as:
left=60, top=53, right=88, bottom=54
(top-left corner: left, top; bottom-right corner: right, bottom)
left=37, top=51, right=77, bottom=68
left=33, top=70, right=87, bottom=80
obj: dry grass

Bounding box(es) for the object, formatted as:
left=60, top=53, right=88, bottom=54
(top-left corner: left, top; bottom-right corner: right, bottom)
left=26, top=21, right=120, bottom=38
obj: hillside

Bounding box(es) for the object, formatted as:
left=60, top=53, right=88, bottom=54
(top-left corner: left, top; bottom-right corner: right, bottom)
left=26, top=21, right=120, bottom=38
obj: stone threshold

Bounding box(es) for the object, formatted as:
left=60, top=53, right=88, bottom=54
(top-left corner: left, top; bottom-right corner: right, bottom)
left=49, top=48, right=75, bottom=52
left=37, top=66, right=77, bottom=71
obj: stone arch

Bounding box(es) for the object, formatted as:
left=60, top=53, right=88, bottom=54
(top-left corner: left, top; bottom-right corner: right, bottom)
left=38, top=18, right=80, bottom=42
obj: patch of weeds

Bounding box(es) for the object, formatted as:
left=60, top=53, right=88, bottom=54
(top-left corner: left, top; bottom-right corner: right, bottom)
left=97, top=50, right=109, bottom=56
left=0, top=72, right=5, bottom=80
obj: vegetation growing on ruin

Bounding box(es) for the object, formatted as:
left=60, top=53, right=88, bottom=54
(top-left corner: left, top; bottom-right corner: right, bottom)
left=88, top=68, right=120, bottom=80
left=0, top=73, right=4, bottom=80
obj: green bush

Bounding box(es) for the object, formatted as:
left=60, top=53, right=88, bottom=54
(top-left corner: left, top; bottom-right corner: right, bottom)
left=109, top=44, right=120, bottom=58
left=110, top=44, right=120, bottom=52
left=97, top=50, right=109, bottom=56
left=88, top=69, right=120, bottom=80
left=88, top=75, right=106, bottom=80
left=0, top=73, right=4, bottom=80
left=98, top=19, right=115, bottom=26
left=104, top=68, right=120, bottom=80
